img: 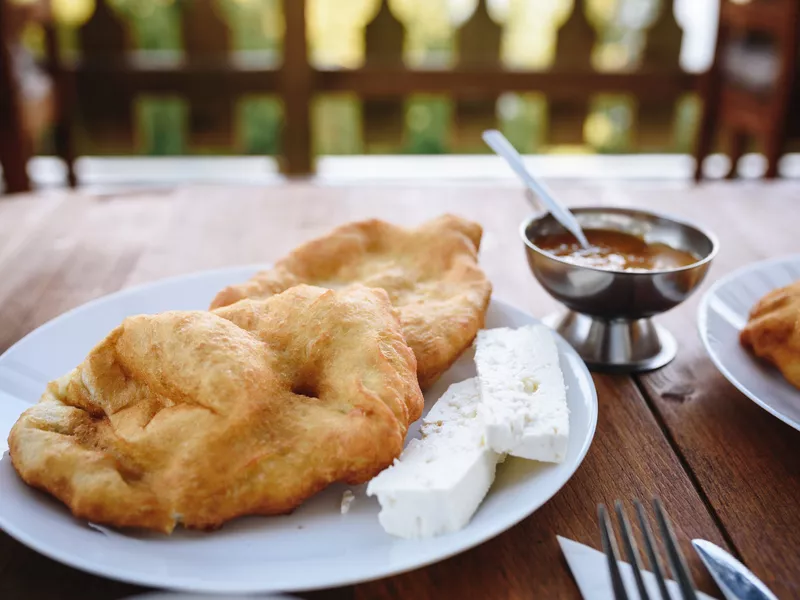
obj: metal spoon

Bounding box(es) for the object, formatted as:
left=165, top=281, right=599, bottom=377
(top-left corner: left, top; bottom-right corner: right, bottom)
left=482, top=129, right=590, bottom=249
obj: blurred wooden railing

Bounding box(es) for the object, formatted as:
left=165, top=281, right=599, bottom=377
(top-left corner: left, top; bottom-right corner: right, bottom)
left=2, top=0, right=699, bottom=191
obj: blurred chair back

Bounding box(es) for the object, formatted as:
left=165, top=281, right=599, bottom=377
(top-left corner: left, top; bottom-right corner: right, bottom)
left=694, top=0, right=800, bottom=180
left=1, top=0, right=72, bottom=194
left=1, top=0, right=35, bottom=193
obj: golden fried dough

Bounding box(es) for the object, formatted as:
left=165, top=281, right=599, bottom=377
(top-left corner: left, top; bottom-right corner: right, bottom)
left=9, top=285, right=423, bottom=533
left=741, top=280, right=800, bottom=389
left=211, top=215, right=492, bottom=389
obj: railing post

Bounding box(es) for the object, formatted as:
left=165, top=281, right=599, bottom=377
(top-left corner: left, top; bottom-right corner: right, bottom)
left=182, top=0, right=234, bottom=149
left=455, top=0, right=501, bottom=150
left=637, top=0, right=684, bottom=152
left=78, top=0, right=134, bottom=151
left=550, top=0, right=594, bottom=146
left=281, top=0, right=312, bottom=175
left=363, top=0, right=404, bottom=152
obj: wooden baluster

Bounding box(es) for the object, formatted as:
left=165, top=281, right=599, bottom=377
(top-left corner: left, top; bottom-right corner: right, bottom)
left=549, top=0, right=595, bottom=147
left=363, top=0, right=405, bottom=152
left=182, top=0, right=233, bottom=149
left=77, top=0, right=134, bottom=151
left=281, top=0, right=312, bottom=174
left=455, top=0, right=501, bottom=151
left=642, top=0, right=682, bottom=69
left=637, top=0, right=683, bottom=151
left=183, top=0, right=229, bottom=58
left=79, top=0, right=126, bottom=56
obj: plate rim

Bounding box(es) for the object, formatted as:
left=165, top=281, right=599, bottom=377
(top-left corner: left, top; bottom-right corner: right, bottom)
left=0, top=267, right=598, bottom=593
left=697, top=253, right=800, bottom=432
left=0, top=264, right=268, bottom=362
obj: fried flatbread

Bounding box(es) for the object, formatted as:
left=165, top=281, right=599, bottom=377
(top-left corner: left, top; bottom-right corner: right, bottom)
left=9, top=285, right=423, bottom=533
left=211, top=215, right=492, bottom=389
left=741, top=280, right=800, bottom=389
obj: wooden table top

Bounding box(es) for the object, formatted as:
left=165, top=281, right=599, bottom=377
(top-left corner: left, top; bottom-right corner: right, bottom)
left=1, top=181, right=798, bottom=600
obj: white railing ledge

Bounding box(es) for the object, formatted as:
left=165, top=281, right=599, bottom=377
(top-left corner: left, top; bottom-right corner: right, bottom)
left=5, top=153, right=800, bottom=195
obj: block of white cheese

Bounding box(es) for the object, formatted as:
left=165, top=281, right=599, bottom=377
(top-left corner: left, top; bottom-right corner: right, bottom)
left=366, top=378, right=501, bottom=539
left=476, top=324, right=569, bottom=462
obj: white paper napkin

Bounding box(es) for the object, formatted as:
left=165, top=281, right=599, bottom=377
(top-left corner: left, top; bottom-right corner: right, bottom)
left=558, top=536, right=718, bottom=600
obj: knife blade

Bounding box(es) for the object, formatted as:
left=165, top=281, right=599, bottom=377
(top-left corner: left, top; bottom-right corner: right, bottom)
left=692, top=539, right=777, bottom=600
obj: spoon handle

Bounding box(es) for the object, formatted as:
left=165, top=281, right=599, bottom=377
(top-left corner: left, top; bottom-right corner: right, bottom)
left=482, top=129, right=590, bottom=248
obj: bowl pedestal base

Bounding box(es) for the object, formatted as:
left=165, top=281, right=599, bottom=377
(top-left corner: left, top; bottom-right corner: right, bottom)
left=543, top=311, right=677, bottom=373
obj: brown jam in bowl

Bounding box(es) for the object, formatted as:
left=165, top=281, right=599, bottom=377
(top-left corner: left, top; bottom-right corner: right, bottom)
left=533, top=228, right=698, bottom=272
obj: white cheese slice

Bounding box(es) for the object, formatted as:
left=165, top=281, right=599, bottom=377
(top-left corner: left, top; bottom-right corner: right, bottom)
left=476, top=324, right=569, bottom=462
left=366, top=378, right=501, bottom=539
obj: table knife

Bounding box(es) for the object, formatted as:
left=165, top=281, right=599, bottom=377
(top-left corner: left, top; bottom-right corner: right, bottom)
left=692, top=539, right=777, bottom=600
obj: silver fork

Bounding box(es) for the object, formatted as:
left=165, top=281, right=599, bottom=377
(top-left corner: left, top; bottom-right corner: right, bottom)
left=597, top=499, right=699, bottom=600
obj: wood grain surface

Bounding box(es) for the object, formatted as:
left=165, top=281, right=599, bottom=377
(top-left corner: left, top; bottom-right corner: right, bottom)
left=0, top=182, right=797, bottom=600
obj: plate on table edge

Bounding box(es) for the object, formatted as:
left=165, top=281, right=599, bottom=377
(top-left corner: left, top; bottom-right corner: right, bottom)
left=0, top=265, right=598, bottom=594
left=698, top=254, right=800, bottom=432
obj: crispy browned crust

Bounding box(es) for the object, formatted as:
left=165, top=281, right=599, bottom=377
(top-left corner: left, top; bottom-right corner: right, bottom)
left=740, top=280, right=800, bottom=389
left=8, top=285, right=423, bottom=533
left=211, top=214, right=492, bottom=389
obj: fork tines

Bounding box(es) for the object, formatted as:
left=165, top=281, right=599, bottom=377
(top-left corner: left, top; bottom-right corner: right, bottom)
left=597, top=499, right=699, bottom=600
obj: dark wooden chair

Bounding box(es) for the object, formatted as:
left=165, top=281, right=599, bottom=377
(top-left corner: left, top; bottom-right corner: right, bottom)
left=694, top=0, right=800, bottom=180
left=0, top=0, right=73, bottom=194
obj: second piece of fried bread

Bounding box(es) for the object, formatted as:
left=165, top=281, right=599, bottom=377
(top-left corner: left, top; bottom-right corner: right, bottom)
left=211, top=215, right=492, bottom=389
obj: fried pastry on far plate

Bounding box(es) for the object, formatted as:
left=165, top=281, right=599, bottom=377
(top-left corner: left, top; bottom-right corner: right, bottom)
left=8, top=285, right=423, bottom=533
left=211, top=215, right=492, bottom=389
left=740, top=279, right=800, bottom=389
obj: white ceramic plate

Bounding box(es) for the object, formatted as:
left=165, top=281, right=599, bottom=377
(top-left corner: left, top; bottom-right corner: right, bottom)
left=698, top=255, right=800, bottom=431
left=0, top=266, right=597, bottom=594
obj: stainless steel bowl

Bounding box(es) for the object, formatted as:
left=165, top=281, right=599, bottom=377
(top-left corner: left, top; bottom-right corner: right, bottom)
left=521, top=207, right=719, bottom=373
